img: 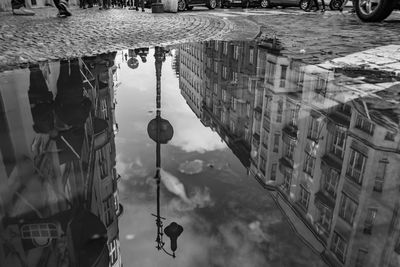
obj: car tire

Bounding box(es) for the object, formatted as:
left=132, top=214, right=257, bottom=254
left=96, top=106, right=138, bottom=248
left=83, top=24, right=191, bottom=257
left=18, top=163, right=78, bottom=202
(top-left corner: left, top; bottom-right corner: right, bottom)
left=260, top=0, right=270, bottom=8
left=177, top=0, right=186, bottom=11
left=206, top=0, right=217, bottom=9
left=329, top=0, right=342, bottom=10
left=299, top=0, right=309, bottom=10
left=354, top=0, right=396, bottom=22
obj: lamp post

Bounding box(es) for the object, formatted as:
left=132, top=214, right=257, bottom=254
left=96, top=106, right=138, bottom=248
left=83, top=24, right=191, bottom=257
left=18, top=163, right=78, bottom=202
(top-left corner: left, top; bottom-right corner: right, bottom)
left=147, top=46, right=183, bottom=258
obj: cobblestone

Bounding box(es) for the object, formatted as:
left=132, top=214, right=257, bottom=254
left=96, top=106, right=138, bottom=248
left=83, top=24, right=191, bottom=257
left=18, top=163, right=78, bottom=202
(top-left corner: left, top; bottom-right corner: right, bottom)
left=0, top=7, right=260, bottom=70
left=247, top=9, right=400, bottom=63
left=1, top=6, right=400, bottom=70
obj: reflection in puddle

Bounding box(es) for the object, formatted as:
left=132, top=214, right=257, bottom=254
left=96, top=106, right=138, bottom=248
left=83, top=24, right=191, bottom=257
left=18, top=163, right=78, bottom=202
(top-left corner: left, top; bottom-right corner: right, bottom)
left=0, top=39, right=400, bottom=267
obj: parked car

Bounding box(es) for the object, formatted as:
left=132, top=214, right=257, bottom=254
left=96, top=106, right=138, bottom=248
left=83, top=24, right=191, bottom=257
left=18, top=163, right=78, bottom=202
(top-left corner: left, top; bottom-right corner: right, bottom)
left=177, top=0, right=217, bottom=11
left=260, top=0, right=307, bottom=9
left=221, top=0, right=268, bottom=8
left=354, top=0, right=400, bottom=22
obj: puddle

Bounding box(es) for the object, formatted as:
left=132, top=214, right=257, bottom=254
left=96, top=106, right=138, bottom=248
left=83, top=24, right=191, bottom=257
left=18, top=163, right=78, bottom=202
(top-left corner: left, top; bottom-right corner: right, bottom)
left=0, top=40, right=400, bottom=267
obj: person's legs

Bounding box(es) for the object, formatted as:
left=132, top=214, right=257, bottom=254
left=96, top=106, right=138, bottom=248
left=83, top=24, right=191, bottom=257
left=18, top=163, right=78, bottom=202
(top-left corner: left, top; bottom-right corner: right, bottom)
left=53, top=0, right=72, bottom=16
left=12, top=0, right=35, bottom=15
left=312, top=0, right=319, bottom=10
left=320, top=0, right=325, bottom=11
left=140, top=0, right=144, bottom=11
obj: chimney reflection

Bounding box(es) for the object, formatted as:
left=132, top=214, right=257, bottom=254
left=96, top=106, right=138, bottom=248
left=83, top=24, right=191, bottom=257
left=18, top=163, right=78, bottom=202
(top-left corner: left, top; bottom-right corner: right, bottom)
left=177, top=40, right=400, bottom=267
left=0, top=54, right=122, bottom=267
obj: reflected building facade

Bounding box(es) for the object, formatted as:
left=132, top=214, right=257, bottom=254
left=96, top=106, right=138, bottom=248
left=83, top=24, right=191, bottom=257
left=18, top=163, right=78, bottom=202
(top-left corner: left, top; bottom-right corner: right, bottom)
left=0, top=54, right=123, bottom=267
left=201, top=40, right=257, bottom=167
left=177, top=40, right=400, bottom=267
left=179, top=43, right=206, bottom=118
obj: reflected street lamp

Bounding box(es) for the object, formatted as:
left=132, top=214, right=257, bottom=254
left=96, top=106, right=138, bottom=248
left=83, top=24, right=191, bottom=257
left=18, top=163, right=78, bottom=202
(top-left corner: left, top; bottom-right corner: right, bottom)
left=147, top=46, right=183, bottom=258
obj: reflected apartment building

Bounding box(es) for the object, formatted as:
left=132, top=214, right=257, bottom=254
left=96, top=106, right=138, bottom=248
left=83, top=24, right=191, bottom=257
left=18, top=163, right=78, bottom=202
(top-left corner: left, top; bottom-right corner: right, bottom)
left=179, top=43, right=206, bottom=118
left=0, top=55, right=123, bottom=267
left=250, top=45, right=400, bottom=267
left=200, top=40, right=258, bottom=167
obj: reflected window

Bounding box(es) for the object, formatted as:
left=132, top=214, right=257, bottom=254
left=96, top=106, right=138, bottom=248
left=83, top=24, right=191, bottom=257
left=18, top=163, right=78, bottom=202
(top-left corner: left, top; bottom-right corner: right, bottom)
left=346, top=149, right=366, bottom=184
left=355, top=114, right=375, bottom=135
left=260, top=156, right=266, bottom=175
left=273, top=134, right=279, bottom=153
left=232, top=71, right=238, bottom=82
left=21, top=223, right=58, bottom=239
left=283, top=169, right=292, bottom=193
left=385, top=131, right=395, bottom=141
left=317, top=204, right=332, bottom=235
left=271, top=164, right=277, bottom=181
left=315, top=77, right=328, bottom=97
left=339, top=193, right=358, bottom=225
left=103, top=195, right=115, bottom=227
left=230, top=121, right=235, bottom=133
left=249, top=48, right=254, bottom=64
left=307, top=117, right=319, bottom=140
left=331, top=232, right=348, bottom=263
left=246, top=103, right=251, bottom=118
left=323, top=168, right=339, bottom=198
left=109, top=238, right=119, bottom=265
left=233, top=46, right=239, bottom=60
left=223, top=42, right=228, bottom=55
left=231, top=97, right=237, bottom=111
left=222, top=66, right=227, bottom=79
left=363, top=208, right=377, bottom=235
left=262, top=131, right=269, bottom=149
left=222, top=89, right=227, bottom=102
left=266, top=61, right=276, bottom=85
left=213, top=84, right=218, bottom=95
left=303, top=151, right=315, bottom=177
left=283, top=141, right=295, bottom=160
left=374, top=160, right=387, bottom=192
left=276, top=99, right=283, bottom=123
left=337, top=103, right=351, bottom=116
left=214, top=62, right=218, bottom=73
left=280, top=65, right=287, bottom=88
left=330, top=127, right=346, bottom=159
left=299, top=185, right=310, bottom=210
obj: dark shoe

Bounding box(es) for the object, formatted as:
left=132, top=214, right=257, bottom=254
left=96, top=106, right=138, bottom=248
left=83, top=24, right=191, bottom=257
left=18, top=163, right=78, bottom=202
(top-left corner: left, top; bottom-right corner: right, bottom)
left=58, top=1, right=72, bottom=16
left=12, top=7, right=35, bottom=15
left=135, top=7, right=138, bottom=10
left=142, top=8, right=144, bottom=11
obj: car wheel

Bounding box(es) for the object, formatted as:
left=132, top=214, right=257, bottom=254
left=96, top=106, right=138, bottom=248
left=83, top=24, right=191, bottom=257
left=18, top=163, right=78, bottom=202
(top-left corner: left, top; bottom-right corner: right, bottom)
left=260, top=0, right=269, bottom=8
left=329, top=0, right=342, bottom=10
left=299, top=0, right=309, bottom=10
left=206, top=0, right=217, bottom=9
left=178, top=0, right=186, bottom=11
left=354, top=0, right=396, bottom=22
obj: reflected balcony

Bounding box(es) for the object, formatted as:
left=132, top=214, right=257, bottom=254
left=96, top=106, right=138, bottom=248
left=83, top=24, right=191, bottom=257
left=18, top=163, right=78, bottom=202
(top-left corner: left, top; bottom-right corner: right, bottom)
left=282, top=124, right=298, bottom=141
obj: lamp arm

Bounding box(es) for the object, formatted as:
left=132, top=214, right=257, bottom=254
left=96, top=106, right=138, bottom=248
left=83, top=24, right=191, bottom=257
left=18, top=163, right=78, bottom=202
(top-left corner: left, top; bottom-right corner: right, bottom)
left=161, top=246, right=176, bottom=258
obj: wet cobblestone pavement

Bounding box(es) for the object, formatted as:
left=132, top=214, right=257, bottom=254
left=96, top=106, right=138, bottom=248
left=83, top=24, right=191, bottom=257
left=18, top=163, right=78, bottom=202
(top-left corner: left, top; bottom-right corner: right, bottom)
left=0, top=7, right=260, bottom=69
left=1, top=6, right=400, bottom=69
